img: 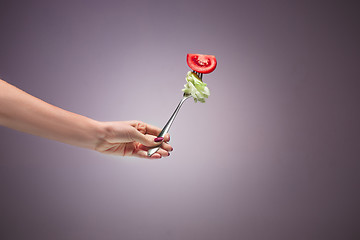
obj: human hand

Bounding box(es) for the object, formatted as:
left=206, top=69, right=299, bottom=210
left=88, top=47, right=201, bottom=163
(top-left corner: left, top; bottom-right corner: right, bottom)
left=0, top=80, right=172, bottom=159
left=95, top=120, right=172, bottom=159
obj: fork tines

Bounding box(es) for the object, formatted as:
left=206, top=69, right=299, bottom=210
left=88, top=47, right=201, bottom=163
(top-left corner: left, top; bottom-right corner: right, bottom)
left=192, top=70, right=203, bottom=80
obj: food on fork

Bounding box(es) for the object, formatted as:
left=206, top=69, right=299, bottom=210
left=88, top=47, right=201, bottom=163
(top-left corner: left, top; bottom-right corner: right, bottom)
left=182, top=71, right=210, bottom=103
left=183, top=54, right=216, bottom=103
left=186, top=54, right=217, bottom=74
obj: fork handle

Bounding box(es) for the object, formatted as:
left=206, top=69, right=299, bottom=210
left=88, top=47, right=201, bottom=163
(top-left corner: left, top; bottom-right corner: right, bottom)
left=147, top=96, right=190, bottom=157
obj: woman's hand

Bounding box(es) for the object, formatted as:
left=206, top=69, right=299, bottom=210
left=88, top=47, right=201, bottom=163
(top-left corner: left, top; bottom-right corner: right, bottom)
left=0, top=80, right=173, bottom=159
left=95, top=120, right=172, bottom=159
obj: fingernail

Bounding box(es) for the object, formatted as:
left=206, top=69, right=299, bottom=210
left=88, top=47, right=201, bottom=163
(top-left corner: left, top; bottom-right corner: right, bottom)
left=168, top=152, right=170, bottom=156
left=154, top=137, right=164, bottom=142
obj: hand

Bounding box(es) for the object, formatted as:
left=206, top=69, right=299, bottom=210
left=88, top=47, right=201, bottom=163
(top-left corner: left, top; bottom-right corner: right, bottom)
left=95, top=120, right=172, bottom=159
left=0, top=80, right=172, bottom=159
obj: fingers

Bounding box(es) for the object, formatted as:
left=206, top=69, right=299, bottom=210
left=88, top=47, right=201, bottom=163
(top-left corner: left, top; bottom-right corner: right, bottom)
left=128, top=121, right=170, bottom=141
left=159, top=141, right=173, bottom=152
left=130, top=128, right=162, bottom=147
left=138, top=143, right=172, bottom=153
left=134, top=148, right=171, bottom=159
left=125, top=120, right=173, bottom=159
left=128, top=120, right=161, bottom=136
left=138, top=142, right=173, bottom=158
left=134, top=147, right=171, bottom=159
left=130, top=131, right=173, bottom=159
left=163, top=133, right=170, bottom=143
left=128, top=121, right=171, bottom=147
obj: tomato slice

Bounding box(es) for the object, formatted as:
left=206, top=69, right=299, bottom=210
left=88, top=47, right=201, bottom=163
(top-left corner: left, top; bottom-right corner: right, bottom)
left=187, top=54, right=217, bottom=74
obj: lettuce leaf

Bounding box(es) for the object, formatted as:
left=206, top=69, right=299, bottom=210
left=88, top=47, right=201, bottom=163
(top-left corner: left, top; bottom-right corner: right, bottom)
left=182, top=71, right=210, bottom=103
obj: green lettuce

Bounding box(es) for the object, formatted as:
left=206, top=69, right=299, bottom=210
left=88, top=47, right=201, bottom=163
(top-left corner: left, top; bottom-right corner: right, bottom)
left=182, top=71, right=210, bottom=103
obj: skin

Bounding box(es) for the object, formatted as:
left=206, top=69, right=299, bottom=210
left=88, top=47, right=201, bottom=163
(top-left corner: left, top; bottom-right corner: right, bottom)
left=0, top=79, right=172, bottom=159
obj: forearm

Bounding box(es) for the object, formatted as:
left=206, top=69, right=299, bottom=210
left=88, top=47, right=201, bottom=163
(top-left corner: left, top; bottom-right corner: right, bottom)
left=0, top=79, right=105, bottom=150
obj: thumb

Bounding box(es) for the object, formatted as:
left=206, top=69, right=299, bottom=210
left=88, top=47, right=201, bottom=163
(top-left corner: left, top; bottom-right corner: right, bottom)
left=131, top=128, right=163, bottom=147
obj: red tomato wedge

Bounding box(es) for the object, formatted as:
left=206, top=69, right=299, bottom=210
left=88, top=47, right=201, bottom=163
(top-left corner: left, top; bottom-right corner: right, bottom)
left=187, top=54, right=217, bottom=74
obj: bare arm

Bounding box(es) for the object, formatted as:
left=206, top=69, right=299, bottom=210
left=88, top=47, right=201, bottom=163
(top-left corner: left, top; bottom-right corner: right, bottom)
left=0, top=79, right=104, bottom=149
left=0, top=79, right=172, bottom=158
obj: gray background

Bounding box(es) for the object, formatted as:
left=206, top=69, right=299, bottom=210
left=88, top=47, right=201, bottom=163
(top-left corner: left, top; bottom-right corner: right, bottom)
left=0, top=0, right=359, bottom=239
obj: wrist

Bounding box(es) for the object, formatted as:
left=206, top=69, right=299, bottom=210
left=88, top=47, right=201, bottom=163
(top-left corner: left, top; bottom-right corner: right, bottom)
left=89, top=120, right=108, bottom=150
left=91, top=120, right=120, bottom=153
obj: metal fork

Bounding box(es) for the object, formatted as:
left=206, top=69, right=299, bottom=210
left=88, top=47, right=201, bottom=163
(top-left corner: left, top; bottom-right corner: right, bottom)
left=147, top=71, right=203, bottom=156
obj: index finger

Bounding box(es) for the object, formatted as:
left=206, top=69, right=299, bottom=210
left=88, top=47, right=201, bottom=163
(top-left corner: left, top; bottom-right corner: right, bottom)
left=145, top=123, right=162, bottom=136
left=128, top=120, right=170, bottom=141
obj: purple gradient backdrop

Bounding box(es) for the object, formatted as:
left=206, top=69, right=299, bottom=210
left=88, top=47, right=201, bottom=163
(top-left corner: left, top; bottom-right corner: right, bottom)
left=1, top=0, right=360, bottom=239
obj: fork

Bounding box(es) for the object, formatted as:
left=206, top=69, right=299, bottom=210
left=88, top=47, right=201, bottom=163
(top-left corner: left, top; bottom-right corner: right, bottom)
left=147, top=71, right=203, bottom=157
